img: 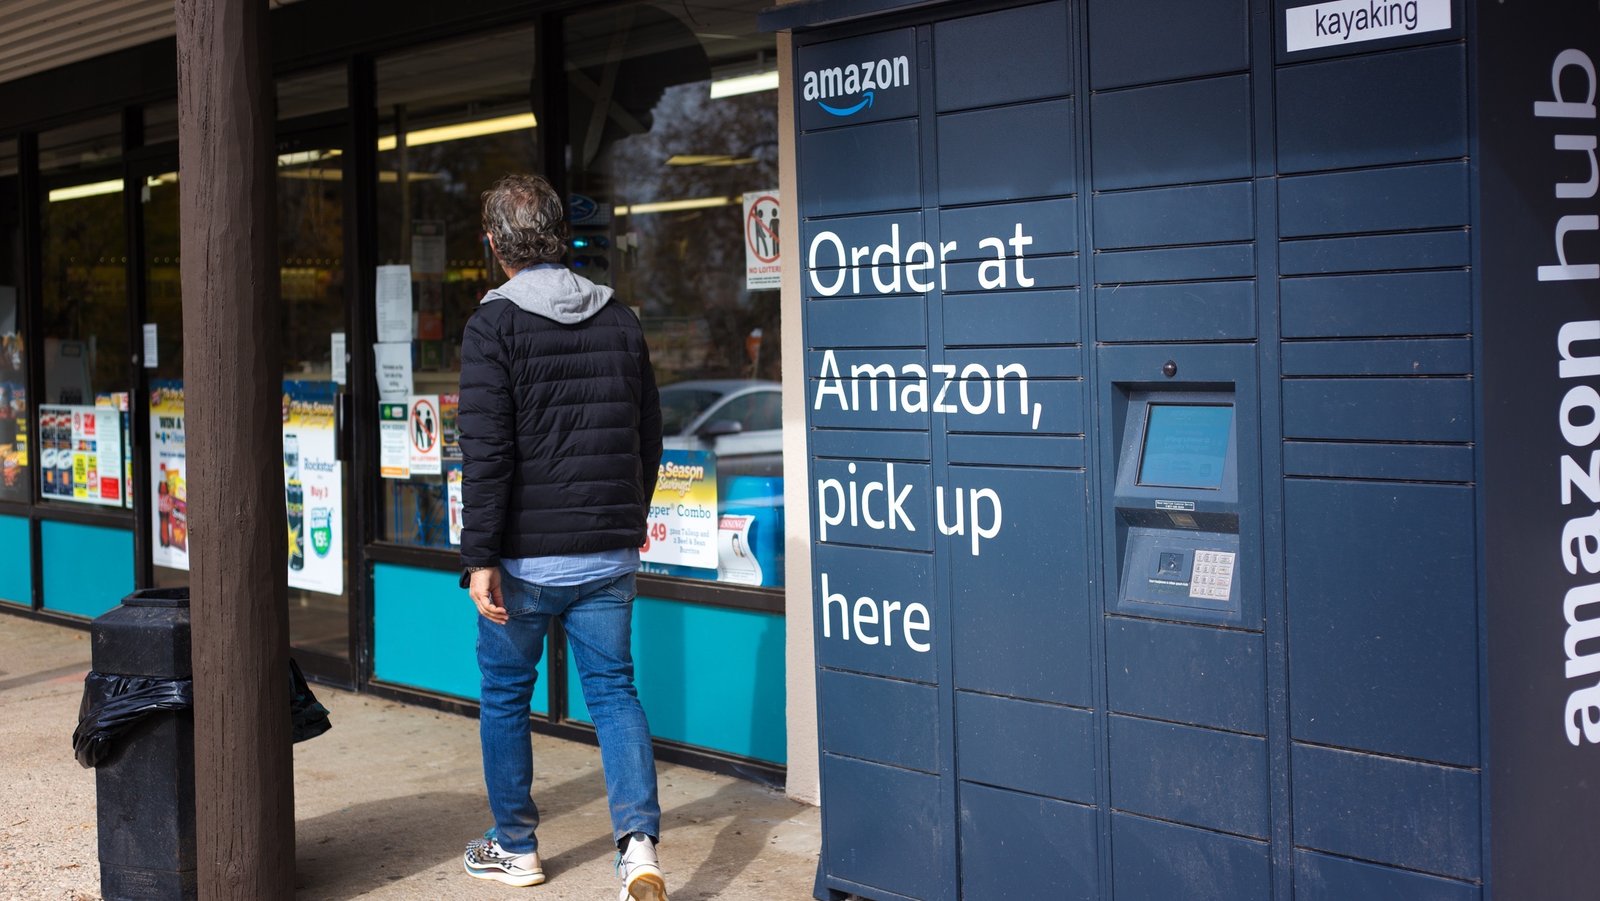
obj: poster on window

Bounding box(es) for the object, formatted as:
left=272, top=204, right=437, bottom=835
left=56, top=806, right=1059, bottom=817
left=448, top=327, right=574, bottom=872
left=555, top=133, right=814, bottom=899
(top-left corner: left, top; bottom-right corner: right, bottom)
left=39, top=404, right=123, bottom=506
left=447, top=464, right=464, bottom=546
left=743, top=190, right=781, bottom=291
left=641, top=449, right=718, bottom=570
left=379, top=402, right=410, bottom=479
left=149, top=381, right=190, bottom=569
left=283, top=380, right=343, bottom=596
left=408, top=394, right=442, bottom=475
left=716, top=514, right=763, bottom=585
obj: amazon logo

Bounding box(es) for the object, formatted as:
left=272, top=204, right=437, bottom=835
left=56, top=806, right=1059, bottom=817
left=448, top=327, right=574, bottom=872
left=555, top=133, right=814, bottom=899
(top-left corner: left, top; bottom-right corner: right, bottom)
left=802, top=55, right=911, bottom=118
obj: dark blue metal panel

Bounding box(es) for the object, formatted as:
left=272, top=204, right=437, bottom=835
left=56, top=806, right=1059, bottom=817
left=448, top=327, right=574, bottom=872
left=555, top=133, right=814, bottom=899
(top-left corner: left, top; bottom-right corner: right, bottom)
left=946, top=346, right=1081, bottom=377
left=815, top=543, right=938, bottom=683
left=950, top=467, right=1092, bottom=705
left=1279, top=230, right=1471, bottom=275
left=1276, top=44, right=1467, bottom=173
left=944, top=379, right=1082, bottom=435
left=1096, top=281, right=1256, bottom=343
left=936, top=99, right=1077, bottom=205
left=1291, top=743, right=1481, bottom=880
left=1280, top=271, right=1472, bottom=338
left=956, top=691, right=1096, bottom=802
left=939, top=198, right=1078, bottom=260
left=796, top=28, right=921, bottom=133
left=1110, top=813, right=1272, bottom=901
left=1090, top=76, right=1253, bottom=191
left=799, top=120, right=922, bottom=218
left=821, top=754, right=950, bottom=901
left=1281, top=378, right=1473, bottom=442
left=1088, top=0, right=1249, bottom=90
left=1110, top=715, right=1270, bottom=838
left=934, top=1, right=1073, bottom=112
left=1286, top=479, right=1479, bottom=766
left=941, top=254, right=1079, bottom=291
left=1093, top=182, right=1254, bottom=249
left=1279, top=161, right=1470, bottom=237
left=1106, top=617, right=1267, bottom=734
left=808, top=296, right=928, bottom=348
left=1281, top=338, right=1473, bottom=376
left=947, top=434, right=1085, bottom=468
left=803, top=211, right=926, bottom=271
left=1282, top=442, right=1475, bottom=484
left=943, top=289, right=1081, bottom=346
left=959, top=783, right=1098, bottom=901
left=1095, top=243, right=1256, bottom=284
left=1294, top=850, right=1481, bottom=901
left=811, top=459, right=933, bottom=551
left=819, top=670, right=941, bottom=771
left=809, top=429, right=932, bottom=462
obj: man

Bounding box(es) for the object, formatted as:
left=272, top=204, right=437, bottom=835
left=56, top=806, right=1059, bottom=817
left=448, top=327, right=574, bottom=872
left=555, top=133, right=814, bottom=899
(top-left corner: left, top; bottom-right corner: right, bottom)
left=457, top=174, right=667, bottom=901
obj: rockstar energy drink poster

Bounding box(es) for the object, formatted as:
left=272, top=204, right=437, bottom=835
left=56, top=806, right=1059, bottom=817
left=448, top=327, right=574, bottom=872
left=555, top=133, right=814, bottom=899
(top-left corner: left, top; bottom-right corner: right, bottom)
left=283, top=380, right=343, bottom=596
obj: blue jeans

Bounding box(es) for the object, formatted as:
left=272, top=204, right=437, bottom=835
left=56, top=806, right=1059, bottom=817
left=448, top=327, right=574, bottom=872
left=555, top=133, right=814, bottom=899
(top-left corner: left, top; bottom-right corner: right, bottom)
left=477, top=569, right=661, bottom=853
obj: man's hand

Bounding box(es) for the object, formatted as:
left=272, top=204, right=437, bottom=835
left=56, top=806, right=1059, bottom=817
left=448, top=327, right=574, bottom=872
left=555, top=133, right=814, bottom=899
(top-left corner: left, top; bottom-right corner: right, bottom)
left=470, top=567, right=507, bottom=624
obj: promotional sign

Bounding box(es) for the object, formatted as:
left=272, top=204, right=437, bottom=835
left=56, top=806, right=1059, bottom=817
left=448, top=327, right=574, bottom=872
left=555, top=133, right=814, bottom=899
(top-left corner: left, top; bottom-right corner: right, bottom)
left=39, top=404, right=123, bottom=506
left=379, top=402, right=410, bottom=478
left=149, top=380, right=189, bottom=570
left=641, top=449, right=718, bottom=570
left=716, top=514, right=763, bottom=585
left=743, top=190, right=782, bottom=290
left=447, top=464, right=464, bottom=546
left=408, top=394, right=442, bottom=475
left=283, top=381, right=343, bottom=596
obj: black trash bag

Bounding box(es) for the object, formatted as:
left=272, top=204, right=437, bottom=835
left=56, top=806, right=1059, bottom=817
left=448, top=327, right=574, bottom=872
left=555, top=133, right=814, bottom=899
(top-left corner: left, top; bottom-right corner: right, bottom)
left=72, top=672, right=193, bottom=769
left=72, top=659, right=331, bottom=768
left=289, top=657, right=332, bottom=744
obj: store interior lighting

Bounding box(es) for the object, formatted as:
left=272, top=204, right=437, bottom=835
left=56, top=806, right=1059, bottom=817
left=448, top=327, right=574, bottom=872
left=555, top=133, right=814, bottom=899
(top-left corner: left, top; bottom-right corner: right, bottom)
left=615, top=195, right=742, bottom=216
left=377, top=112, right=537, bottom=152
left=665, top=154, right=757, bottom=167
left=47, top=179, right=123, bottom=202
left=709, top=69, right=779, bottom=99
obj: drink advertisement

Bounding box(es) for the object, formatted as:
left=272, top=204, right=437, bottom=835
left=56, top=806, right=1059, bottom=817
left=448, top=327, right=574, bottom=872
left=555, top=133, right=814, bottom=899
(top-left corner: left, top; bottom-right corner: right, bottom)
left=641, top=449, right=718, bottom=570
left=39, top=403, right=123, bottom=506
left=283, top=381, right=343, bottom=596
left=149, top=380, right=189, bottom=569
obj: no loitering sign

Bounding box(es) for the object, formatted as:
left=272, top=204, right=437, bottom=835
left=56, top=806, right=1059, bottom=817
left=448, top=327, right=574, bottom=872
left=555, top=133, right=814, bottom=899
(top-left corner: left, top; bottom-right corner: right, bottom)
left=744, top=190, right=781, bottom=291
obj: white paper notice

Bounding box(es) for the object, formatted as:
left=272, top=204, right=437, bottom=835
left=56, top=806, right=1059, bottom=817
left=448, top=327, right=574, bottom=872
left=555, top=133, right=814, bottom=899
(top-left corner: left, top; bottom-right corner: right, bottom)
left=376, top=265, right=413, bottom=343
left=716, top=514, right=763, bottom=585
left=330, top=332, right=347, bottom=385
left=142, top=323, right=158, bottom=369
left=379, top=402, right=410, bottom=479
left=374, top=342, right=412, bottom=402
left=407, top=395, right=443, bottom=476
left=411, top=221, right=447, bottom=277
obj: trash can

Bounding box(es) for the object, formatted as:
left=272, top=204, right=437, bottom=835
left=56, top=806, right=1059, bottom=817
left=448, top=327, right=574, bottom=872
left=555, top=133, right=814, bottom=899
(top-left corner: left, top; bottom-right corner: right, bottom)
left=81, top=587, right=197, bottom=900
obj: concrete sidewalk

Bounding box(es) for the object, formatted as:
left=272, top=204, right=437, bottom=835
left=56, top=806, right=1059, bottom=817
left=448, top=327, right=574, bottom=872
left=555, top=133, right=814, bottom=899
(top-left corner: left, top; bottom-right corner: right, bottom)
left=0, top=613, right=820, bottom=900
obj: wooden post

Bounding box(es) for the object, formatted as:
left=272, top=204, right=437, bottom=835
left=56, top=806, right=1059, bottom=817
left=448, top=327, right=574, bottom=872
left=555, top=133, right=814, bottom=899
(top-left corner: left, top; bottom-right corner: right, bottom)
left=175, top=1, right=295, bottom=897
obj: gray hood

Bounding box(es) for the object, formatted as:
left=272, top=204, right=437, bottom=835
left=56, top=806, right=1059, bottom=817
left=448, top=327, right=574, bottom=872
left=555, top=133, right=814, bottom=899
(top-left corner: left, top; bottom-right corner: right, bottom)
left=481, top=264, right=614, bottom=324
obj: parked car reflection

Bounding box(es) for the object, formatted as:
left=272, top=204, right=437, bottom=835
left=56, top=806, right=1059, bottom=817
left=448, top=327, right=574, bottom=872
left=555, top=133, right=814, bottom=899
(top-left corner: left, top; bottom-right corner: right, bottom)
left=659, top=379, right=781, bottom=477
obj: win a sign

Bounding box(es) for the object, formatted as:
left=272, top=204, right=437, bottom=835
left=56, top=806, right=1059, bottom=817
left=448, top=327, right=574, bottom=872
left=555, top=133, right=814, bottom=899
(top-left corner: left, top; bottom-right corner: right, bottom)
left=796, top=29, right=918, bottom=130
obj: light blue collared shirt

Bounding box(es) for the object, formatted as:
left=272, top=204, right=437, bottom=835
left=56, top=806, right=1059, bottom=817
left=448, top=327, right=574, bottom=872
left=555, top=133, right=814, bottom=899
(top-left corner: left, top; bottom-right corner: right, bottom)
left=504, top=547, right=639, bottom=587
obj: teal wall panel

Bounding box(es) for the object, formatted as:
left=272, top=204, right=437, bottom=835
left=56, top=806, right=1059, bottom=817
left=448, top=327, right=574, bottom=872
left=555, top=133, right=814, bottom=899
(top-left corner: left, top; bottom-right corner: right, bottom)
left=41, top=520, right=133, bottom=618
left=0, top=514, right=30, bottom=607
left=567, top=597, right=787, bottom=764
left=373, top=563, right=547, bottom=714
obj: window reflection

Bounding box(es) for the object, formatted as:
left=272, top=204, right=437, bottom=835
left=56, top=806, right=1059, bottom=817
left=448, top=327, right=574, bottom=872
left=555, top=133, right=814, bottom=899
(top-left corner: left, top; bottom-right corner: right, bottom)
left=0, top=140, right=25, bottom=501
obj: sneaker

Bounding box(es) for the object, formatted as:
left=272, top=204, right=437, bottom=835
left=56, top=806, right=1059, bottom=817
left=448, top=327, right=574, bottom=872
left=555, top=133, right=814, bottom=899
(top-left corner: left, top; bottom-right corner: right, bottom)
left=464, top=833, right=545, bottom=887
left=616, top=832, right=667, bottom=901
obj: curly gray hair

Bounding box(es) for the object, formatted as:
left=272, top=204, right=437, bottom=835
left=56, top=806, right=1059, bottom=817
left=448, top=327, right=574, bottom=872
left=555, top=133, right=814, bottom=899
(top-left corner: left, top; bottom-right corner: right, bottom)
left=481, top=174, right=568, bottom=269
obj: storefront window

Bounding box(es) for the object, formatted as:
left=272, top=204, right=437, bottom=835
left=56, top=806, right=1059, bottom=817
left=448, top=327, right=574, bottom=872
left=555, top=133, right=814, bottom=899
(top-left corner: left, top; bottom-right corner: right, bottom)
left=39, top=117, right=132, bottom=509
left=565, top=3, right=783, bottom=588
left=0, top=139, right=26, bottom=502
left=374, top=27, right=540, bottom=548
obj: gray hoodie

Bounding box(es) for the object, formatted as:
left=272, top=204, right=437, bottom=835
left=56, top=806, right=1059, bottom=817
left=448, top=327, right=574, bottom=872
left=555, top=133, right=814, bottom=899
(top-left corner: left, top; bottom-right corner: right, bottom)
left=480, top=263, right=614, bottom=324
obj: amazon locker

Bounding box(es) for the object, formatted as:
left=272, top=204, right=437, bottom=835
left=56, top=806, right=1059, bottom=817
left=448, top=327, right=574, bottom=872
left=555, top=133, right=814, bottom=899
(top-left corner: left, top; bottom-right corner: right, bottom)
left=762, top=0, right=1600, bottom=897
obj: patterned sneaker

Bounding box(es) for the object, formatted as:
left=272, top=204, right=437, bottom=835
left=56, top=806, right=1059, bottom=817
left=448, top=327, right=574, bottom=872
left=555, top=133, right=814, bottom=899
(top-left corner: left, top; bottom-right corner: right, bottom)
left=616, top=832, right=667, bottom=901
left=464, top=833, right=545, bottom=887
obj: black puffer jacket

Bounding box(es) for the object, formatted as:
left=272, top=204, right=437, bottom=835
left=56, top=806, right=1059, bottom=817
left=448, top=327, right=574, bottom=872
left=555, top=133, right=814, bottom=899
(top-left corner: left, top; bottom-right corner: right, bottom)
left=457, top=265, right=661, bottom=568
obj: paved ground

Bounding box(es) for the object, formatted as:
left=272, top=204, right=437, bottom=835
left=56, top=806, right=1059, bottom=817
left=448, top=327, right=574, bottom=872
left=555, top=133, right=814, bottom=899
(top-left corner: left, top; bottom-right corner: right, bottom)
left=0, top=611, right=820, bottom=900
